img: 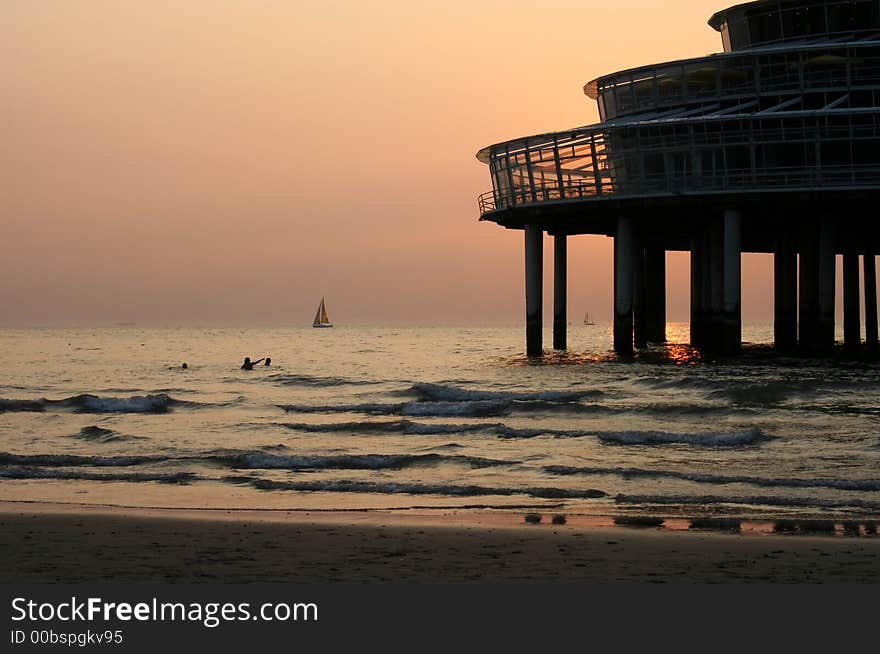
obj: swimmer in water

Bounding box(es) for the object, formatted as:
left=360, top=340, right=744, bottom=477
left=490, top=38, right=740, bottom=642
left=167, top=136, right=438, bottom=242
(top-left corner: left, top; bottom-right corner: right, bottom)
left=241, top=357, right=265, bottom=370
left=264, top=357, right=271, bottom=366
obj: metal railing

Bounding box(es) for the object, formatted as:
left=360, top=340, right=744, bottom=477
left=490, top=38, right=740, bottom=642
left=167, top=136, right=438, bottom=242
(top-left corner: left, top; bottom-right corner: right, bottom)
left=478, top=165, right=880, bottom=215
left=593, top=41, right=880, bottom=122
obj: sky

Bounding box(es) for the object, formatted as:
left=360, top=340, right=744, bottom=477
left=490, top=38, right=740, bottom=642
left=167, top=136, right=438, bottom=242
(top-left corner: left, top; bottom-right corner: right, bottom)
left=2, top=1, right=781, bottom=326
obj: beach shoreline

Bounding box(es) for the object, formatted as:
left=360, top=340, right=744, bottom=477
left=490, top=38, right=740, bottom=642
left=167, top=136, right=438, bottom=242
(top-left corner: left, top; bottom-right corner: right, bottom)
left=2, top=501, right=879, bottom=583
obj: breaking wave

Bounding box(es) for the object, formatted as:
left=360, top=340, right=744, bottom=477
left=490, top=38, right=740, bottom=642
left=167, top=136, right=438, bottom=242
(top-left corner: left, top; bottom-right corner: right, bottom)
left=218, top=452, right=513, bottom=471
left=279, top=399, right=608, bottom=418
left=278, top=401, right=511, bottom=417
left=0, top=466, right=196, bottom=484
left=0, top=452, right=165, bottom=467
left=597, top=427, right=768, bottom=446
left=0, top=399, right=44, bottom=413
left=278, top=402, right=405, bottom=415
left=279, top=420, right=501, bottom=435
left=410, top=382, right=603, bottom=403
left=709, top=380, right=819, bottom=405
left=225, top=476, right=607, bottom=500
left=277, top=420, right=768, bottom=445
left=0, top=449, right=516, bottom=473
left=70, top=426, right=146, bottom=443
left=545, top=465, right=880, bottom=491
left=278, top=420, right=588, bottom=439
left=277, top=399, right=745, bottom=419
left=400, top=401, right=510, bottom=417
left=1, top=394, right=204, bottom=414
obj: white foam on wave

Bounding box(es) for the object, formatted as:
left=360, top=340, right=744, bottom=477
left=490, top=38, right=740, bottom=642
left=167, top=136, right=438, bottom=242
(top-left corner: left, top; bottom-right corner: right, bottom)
left=0, top=393, right=209, bottom=414
left=74, top=393, right=174, bottom=413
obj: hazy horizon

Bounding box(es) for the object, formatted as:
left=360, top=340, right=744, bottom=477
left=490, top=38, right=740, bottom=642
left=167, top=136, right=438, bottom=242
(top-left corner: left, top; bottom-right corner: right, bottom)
left=2, top=1, right=869, bottom=328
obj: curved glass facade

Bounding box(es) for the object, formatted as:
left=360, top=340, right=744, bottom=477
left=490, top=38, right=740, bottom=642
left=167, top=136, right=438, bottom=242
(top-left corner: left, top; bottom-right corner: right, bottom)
left=710, top=0, right=880, bottom=52
left=477, top=0, right=880, bottom=217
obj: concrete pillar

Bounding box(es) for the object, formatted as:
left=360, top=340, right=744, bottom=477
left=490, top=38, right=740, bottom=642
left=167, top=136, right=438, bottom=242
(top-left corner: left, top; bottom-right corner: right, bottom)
left=799, top=228, right=819, bottom=350
left=774, top=235, right=798, bottom=352
left=645, top=246, right=667, bottom=343
left=525, top=224, right=543, bottom=357
left=865, top=251, right=879, bottom=354
left=708, top=221, right=724, bottom=352
left=723, top=209, right=742, bottom=354
left=553, top=235, right=567, bottom=351
left=817, top=219, right=836, bottom=351
left=690, top=236, right=704, bottom=348
left=614, top=217, right=634, bottom=357
left=701, top=231, right=713, bottom=349
left=843, top=250, right=861, bottom=352
left=633, top=242, right=647, bottom=349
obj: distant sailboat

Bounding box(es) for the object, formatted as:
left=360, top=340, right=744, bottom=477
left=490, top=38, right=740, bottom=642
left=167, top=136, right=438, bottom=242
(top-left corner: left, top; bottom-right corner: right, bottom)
left=583, top=312, right=596, bottom=326
left=312, top=297, right=333, bottom=328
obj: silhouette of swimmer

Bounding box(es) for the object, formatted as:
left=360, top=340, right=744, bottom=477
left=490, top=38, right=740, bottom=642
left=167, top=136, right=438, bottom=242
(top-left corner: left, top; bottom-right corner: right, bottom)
left=182, top=362, right=188, bottom=369
left=241, top=357, right=265, bottom=370
left=264, top=357, right=271, bottom=366
left=168, top=362, right=189, bottom=370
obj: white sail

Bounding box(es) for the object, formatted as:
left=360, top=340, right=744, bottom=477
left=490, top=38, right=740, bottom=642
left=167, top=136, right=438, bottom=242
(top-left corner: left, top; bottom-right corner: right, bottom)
left=312, top=297, right=333, bottom=328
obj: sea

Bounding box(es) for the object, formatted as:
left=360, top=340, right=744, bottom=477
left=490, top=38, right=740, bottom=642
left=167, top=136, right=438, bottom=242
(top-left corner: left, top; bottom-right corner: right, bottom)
left=1, top=324, right=879, bottom=523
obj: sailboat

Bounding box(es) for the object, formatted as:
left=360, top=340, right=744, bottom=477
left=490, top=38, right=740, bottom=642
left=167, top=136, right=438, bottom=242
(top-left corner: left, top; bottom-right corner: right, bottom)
left=312, top=297, right=333, bottom=328
left=583, top=311, right=596, bottom=326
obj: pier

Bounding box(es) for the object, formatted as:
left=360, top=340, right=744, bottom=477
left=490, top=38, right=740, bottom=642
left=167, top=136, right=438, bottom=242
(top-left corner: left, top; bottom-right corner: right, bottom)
left=476, top=0, right=880, bottom=357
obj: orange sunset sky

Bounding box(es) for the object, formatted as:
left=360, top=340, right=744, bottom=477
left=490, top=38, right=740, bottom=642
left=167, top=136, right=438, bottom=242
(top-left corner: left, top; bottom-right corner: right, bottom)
left=0, top=1, right=821, bottom=327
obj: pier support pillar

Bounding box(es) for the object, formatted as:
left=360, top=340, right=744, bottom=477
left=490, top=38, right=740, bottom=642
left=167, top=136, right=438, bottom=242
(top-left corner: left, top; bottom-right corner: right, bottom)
left=843, top=249, right=861, bottom=353
left=645, top=246, right=666, bottom=343
left=817, top=219, right=836, bottom=351
left=525, top=224, right=543, bottom=358
left=799, top=227, right=819, bottom=350
left=723, top=209, right=742, bottom=354
left=633, top=238, right=647, bottom=349
left=707, top=221, right=724, bottom=352
left=774, top=234, right=798, bottom=353
left=553, top=235, right=567, bottom=351
left=614, top=217, right=634, bottom=357
left=865, top=251, right=879, bottom=354
left=690, top=236, right=704, bottom=348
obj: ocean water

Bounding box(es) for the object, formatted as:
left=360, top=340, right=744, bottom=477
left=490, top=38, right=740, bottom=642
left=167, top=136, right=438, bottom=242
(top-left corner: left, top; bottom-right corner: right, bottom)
left=1, top=324, right=879, bottom=521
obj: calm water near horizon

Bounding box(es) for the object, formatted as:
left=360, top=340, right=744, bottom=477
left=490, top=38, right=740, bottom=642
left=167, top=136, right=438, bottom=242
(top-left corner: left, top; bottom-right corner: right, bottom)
left=1, top=324, right=879, bottom=522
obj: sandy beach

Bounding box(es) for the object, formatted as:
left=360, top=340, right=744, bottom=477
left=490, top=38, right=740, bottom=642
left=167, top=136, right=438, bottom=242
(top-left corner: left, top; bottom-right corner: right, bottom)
left=2, top=502, right=879, bottom=583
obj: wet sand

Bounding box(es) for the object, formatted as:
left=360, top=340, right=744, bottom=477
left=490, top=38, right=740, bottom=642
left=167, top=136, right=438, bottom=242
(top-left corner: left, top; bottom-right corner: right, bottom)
left=2, top=503, right=879, bottom=583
